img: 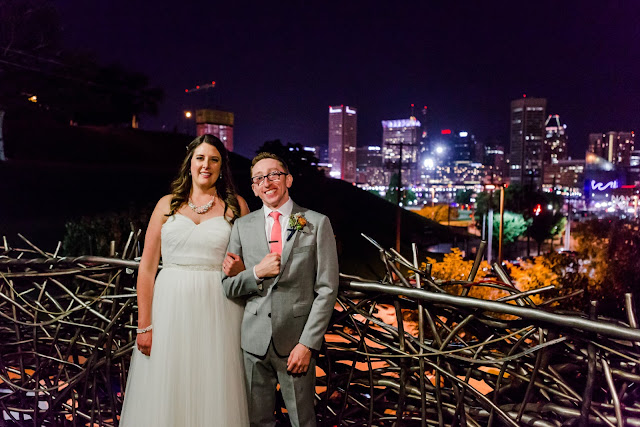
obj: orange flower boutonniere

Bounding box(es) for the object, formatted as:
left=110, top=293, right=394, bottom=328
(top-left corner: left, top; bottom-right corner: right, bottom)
left=287, top=213, right=309, bottom=241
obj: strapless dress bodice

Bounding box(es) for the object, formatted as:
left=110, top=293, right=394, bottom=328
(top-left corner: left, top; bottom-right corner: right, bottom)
left=160, top=214, right=231, bottom=268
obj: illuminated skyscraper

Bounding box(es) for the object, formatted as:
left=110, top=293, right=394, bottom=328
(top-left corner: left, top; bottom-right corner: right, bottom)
left=328, top=105, right=357, bottom=182
left=356, top=145, right=385, bottom=185
left=509, top=97, right=547, bottom=187
left=588, top=131, right=635, bottom=166
left=544, top=114, right=568, bottom=165
left=483, top=142, right=506, bottom=183
left=382, top=117, right=421, bottom=186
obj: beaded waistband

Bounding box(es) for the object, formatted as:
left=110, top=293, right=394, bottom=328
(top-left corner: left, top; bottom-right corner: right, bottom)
left=162, top=263, right=222, bottom=271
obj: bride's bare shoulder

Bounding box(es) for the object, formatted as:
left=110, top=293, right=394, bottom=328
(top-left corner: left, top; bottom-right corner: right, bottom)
left=150, top=195, right=174, bottom=220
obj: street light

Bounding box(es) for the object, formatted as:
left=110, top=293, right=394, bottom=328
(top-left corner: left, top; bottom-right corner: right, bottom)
left=184, top=111, right=192, bottom=119
left=498, top=185, right=505, bottom=263
left=484, top=184, right=496, bottom=264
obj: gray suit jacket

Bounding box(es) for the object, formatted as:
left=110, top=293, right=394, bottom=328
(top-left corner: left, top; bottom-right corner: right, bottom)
left=222, top=202, right=339, bottom=356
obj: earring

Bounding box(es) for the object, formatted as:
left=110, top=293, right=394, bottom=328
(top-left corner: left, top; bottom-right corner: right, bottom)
left=188, top=171, right=192, bottom=176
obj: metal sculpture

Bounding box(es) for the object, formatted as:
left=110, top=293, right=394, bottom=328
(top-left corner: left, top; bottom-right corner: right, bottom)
left=2, top=233, right=640, bottom=426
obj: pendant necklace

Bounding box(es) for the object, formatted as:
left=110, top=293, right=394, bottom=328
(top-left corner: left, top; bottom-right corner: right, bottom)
left=188, top=194, right=216, bottom=214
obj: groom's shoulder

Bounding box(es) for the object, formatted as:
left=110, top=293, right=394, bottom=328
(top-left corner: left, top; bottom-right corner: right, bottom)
left=296, top=206, right=331, bottom=226
left=235, top=209, right=261, bottom=226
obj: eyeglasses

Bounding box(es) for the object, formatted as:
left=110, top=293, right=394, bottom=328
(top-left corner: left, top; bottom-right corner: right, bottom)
left=251, top=171, right=288, bottom=185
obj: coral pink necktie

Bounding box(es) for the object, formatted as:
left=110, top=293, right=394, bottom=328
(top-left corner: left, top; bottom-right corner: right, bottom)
left=269, top=211, right=282, bottom=255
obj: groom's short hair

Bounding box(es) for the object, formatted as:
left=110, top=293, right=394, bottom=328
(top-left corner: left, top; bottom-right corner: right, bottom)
left=251, top=152, right=290, bottom=175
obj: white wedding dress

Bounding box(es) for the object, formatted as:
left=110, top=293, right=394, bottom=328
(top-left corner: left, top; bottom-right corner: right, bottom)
left=120, top=214, right=249, bottom=426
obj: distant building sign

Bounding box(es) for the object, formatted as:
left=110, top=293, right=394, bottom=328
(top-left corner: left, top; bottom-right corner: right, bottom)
left=590, top=179, right=619, bottom=191
left=611, top=195, right=632, bottom=209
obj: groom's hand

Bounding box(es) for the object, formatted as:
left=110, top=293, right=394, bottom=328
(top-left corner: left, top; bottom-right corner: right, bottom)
left=287, top=343, right=312, bottom=374
left=255, top=252, right=281, bottom=278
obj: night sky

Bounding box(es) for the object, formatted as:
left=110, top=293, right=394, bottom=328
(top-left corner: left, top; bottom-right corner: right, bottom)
left=56, top=1, right=640, bottom=159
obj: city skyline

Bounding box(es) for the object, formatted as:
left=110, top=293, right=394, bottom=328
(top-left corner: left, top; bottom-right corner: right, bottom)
left=56, top=1, right=639, bottom=159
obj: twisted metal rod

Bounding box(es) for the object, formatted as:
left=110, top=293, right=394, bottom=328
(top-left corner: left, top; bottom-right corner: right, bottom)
left=2, top=234, right=640, bottom=426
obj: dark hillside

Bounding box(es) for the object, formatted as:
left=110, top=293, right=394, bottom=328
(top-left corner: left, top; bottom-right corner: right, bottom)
left=2, top=114, right=452, bottom=277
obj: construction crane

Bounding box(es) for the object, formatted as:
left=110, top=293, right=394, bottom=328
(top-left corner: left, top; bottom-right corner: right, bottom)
left=184, top=81, right=216, bottom=93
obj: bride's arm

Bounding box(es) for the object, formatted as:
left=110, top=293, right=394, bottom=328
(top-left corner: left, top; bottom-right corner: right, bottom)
left=136, top=195, right=170, bottom=356
left=222, top=195, right=250, bottom=277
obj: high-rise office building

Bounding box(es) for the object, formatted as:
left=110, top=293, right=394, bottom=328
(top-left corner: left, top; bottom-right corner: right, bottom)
left=328, top=105, right=357, bottom=182
left=195, top=109, right=234, bottom=152
left=588, top=131, right=635, bottom=166
left=356, top=145, right=385, bottom=185
left=382, top=118, right=421, bottom=186
left=544, top=114, right=568, bottom=165
left=453, top=131, right=478, bottom=163
left=509, top=97, right=547, bottom=187
left=543, top=159, right=585, bottom=191
left=483, top=142, right=506, bottom=183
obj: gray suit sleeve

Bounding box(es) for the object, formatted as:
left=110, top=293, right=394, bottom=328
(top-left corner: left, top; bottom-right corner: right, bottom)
left=222, top=220, right=260, bottom=298
left=298, top=215, right=339, bottom=350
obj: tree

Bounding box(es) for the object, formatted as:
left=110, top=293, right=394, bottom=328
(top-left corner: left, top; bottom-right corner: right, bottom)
left=425, top=248, right=554, bottom=304
left=385, top=173, right=416, bottom=206
left=0, top=0, right=62, bottom=107
left=455, top=189, right=473, bottom=205
left=416, top=204, right=459, bottom=223
left=527, top=210, right=566, bottom=255
left=0, top=0, right=61, bottom=57
left=0, top=1, right=163, bottom=126
left=492, top=211, right=530, bottom=253
left=475, top=185, right=565, bottom=256
left=426, top=248, right=490, bottom=283
left=506, top=257, right=559, bottom=306
left=571, top=219, right=640, bottom=314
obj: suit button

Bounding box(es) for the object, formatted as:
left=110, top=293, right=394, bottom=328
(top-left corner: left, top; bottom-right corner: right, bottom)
left=273, top=285, right=278, bottom=290
left=268, top=313, right=271, bottom=318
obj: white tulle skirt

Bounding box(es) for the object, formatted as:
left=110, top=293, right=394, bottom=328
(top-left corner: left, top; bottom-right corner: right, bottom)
left=120, top=268, right=249, bottom=426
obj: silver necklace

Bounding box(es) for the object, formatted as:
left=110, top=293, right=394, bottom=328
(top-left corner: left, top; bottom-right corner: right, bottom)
left=188, top=195, right=216, bottom=214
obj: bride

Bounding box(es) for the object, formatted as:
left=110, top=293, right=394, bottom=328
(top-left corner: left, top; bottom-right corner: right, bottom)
left=120, top=134, right=250, bottom=426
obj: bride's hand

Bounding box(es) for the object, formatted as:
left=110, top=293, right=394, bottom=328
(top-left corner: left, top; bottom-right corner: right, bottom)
left=223, top=252, right=245, bottom=277
left=137, top=330, right=152, bottom=356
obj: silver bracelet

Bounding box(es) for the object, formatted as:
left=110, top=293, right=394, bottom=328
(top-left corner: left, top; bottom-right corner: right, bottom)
left=136, top=325, right=153, bottom=334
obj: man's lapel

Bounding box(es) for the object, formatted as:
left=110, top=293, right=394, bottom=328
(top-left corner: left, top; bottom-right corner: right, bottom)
left=279, top=202, right=302, bottom=272
left=251, top=209, right=270, bottom=256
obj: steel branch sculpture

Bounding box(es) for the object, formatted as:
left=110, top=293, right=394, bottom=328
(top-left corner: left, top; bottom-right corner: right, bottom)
left=1, top=233, right=640, bottom=426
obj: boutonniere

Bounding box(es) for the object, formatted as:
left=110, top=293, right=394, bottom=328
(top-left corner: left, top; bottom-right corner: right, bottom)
left=286, top=212, right=309, bottom=241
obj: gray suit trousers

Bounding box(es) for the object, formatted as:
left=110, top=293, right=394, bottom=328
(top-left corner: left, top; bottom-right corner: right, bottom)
left=243, top=343, right=316, bottom=427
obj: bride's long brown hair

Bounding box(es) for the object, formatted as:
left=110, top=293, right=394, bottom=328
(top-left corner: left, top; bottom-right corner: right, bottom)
left=168, top=134, right=241, bottom=225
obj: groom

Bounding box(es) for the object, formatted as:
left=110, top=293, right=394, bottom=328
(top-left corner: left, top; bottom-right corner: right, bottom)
left=222, top=152, right=339, bottom=427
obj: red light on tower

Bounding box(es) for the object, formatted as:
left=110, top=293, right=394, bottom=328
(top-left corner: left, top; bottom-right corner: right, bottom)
left=196, top=85, right=200, bottom=89
left=185, top=89, right=189, bottom=93
left=212, top=81, right=215, bottom=85
left=523, top=93, right=527, bottom=98
left=411, top=103, right=414, bottom=107
left=441, top=129, right=452, bottom=135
